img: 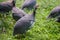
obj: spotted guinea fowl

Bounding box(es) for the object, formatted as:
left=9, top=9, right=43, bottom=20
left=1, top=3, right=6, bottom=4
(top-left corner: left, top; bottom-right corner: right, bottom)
left=21, top=0, right=36, bottom=10
left=47, top=6, right=60, bottom=19
left=13, top=4, right=38, bottom=36
left=0, top=0, right=15, bottom=13
left=12, top=7, right=27, bottom=21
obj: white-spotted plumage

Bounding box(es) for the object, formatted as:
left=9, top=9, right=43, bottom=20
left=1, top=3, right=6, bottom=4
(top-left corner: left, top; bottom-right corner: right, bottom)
left=13, top=4, right=38, bottom=36
left=12, top=7, right=27, bottom=21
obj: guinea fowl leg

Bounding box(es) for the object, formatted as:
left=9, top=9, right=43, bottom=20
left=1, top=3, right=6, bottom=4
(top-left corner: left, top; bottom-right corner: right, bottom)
left=1, top=14, right=6, bottom=33
left=14, top=34, right=25, bottom=39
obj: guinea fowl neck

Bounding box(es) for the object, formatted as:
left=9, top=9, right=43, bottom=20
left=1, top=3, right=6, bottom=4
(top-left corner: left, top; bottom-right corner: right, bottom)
left=12, top=0, right=16, bottom=7
left=32, top=7, right=37, bottom=17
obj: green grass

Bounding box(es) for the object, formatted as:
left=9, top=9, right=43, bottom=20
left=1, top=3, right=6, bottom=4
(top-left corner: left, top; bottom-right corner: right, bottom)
left=0, top=0, right=60, bottom=40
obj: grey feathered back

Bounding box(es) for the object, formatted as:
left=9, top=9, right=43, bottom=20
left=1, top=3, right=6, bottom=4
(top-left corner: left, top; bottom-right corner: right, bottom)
left=12, top=7, right=27, bottom=21
left=47, top=6, right=60, bottom=18
left=21, top=0, right=36, bottom=10
left=0, top=0, right=15, bottom=13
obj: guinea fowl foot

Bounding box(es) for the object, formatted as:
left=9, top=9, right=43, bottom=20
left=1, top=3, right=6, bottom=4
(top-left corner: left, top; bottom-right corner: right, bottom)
left=14, top=34, right=25, bottom=39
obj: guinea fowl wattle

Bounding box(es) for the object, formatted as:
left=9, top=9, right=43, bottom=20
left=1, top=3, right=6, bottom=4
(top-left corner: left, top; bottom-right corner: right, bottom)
left=13, top=4, right=38, bottom=36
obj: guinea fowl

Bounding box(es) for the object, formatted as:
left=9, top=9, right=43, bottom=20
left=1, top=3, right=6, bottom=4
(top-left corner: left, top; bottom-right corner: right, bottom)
left=12, top=7, right=27, bottom=21
left=13, top=4, right=38, bottom=36
left=21, top=0, right=36, bottom=10
left=0, top=0, right=15, bottom=13
left=0, top=0, right=15, bottom=32
left=47, top=6, right=60, bottom=19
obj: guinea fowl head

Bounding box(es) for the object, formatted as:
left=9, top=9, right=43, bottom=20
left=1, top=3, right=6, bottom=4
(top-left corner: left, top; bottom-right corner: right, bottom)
left=55, top=16, right=60, bottom=22
left=32, top=4, right=39, bottom=16
left=12, top=0, right=16, bottom=7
